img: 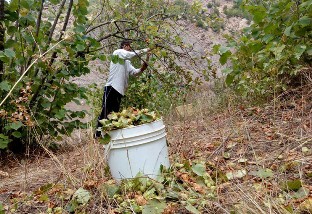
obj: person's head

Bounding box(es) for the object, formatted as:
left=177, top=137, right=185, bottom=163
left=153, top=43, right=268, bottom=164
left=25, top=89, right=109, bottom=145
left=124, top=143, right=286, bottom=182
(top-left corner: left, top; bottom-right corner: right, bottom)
left=120, top=40, right=131, bottom=51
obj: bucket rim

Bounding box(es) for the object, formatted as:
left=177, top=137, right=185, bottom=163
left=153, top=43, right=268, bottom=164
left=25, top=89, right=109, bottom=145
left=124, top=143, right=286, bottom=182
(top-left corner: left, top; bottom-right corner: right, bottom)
left=108, top=118, right=164, bottom=133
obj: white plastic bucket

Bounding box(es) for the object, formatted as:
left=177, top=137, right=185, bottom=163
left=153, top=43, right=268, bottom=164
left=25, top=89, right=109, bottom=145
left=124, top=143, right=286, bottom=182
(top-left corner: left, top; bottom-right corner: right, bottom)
left=105, top=119, right=170, bottom=181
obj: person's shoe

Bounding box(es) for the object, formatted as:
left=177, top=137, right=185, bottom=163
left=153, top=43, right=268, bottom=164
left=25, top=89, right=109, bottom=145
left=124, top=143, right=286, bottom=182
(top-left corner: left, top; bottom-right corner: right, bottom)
left=94, top=130, right=101, bottom=139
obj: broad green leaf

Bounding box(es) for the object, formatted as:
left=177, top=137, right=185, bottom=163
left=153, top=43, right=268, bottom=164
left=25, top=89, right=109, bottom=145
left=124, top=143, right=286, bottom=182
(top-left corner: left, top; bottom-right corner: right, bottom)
left=225, top=74, right=235, bottom=86
left=140, top=114, right=153, bottom=123
left=160, top=50, right=167, bottom=57
left=250, top=168, right=273, bottom=179
left=192, top=163, right=206, bottom=176
left=0, top=81, right=11, bottom=91
left=76, top=44, right=85, bottom=52
left=73, top=188, right=91, bottom=205
left=271, top=45, right=285, bottom=59
left=299, top=0, right=312, bottom=9
left=117, top=57, right=125, bottom=65
left=38, top=194, right=49, bottom=202
left=55, top=110, right=66, bottom=120
left=175, top=36, right=182, bottom=45
left=185, top=203, right=201, bottom=214
left=307, top=48, right=312, bottom=56
left=0, top=202, right=4, bottom=214
left=20, top=8, right=29, bottom=17
left=112, top=121, right=123, bottom=128
left=41, top=102, right=51, bottom=108
left=212, top=44, right=221, bottom=54
left=99, top=133, right=111, bottom=145
left=219, top=46, right=231, bottom=55
left=101, top=183, right=119, bottom=198
left=281, top=179, right=302, bottom=191
left=7, top=26, right=17, bottom=35
left=0, top=134, right=10, bottom=149
left=284, top=25, right=292, bottom=36
left=292, top=187, right=309, bottom=199
left=111, top=55, right=120, bottom=64
left=99, top=55, right=107, bottom=61
left=219, top=51, right=231, bottom=65
left=10, top=121, right=23, bottom=130
left=50, top=0, right=61, bottom=4
left=294, top=45, right=306, bottom=59
left=253, top=9, right=266, bottom=24
left=298, top=16, right=312, bottom=27
left=20, top=0, right=32, bottom=9
left=142, top=199, right=166, bottom=214
left=75, top=25, right=85, bottom=33
left=12, top=131, right=22, bottom=138
left=8, top=0, right=19, bottom=11
left=0, top=139, right=10, bottom=149
left=262, top=34, right=274, bottom=44
left=222, top=68, right=233, bottom=74
left=4, top=49, right=15, bottom=58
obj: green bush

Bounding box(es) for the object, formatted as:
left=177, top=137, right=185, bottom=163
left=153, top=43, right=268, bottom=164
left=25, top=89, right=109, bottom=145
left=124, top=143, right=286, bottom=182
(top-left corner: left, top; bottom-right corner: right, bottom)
left=121, top=72, right=189, bottom=116
left=214, top=0, right=312, bottom=98
left=223, top=0, right=251, bottom=20
left=210, top=19, right=225, bottom=33
left=87, top=68, right=192, bottom=126
left=207, top=3, right=213, bottom=8
left=196, top=18, right=209, bottom=30
left=0, top=0, right=91, bottom=152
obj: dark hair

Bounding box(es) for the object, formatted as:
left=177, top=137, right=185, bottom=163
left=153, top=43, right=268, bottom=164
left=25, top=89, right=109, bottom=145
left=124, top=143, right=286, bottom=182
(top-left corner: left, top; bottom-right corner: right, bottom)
left=120, top=40, right=131, bottom=49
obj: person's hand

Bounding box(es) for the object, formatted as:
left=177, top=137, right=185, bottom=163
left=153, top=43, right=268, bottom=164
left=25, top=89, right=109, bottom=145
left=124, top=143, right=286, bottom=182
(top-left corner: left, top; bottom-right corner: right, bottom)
left=141, top=62, right=148, bottom=72
left=146, top=52, right=151, bottom=61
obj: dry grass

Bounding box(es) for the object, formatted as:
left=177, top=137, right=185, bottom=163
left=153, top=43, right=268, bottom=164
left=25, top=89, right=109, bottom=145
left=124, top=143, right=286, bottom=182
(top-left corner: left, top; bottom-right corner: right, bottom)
left=165, top=80, right=312, bottom=213
left=1, top=79, right=311, bottom=213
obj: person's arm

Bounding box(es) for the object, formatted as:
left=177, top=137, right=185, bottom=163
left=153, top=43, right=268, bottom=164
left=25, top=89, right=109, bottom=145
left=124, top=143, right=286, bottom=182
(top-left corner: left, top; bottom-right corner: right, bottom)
left=118, top=48, right=149, bottom=60
left=128, top=53, right=150, bottom=76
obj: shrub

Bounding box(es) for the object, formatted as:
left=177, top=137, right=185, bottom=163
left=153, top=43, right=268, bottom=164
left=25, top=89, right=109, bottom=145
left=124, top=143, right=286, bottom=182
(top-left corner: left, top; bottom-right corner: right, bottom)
left=207, top=3, right=213, bottom=8
left=214, top=0, right=312, bottom=98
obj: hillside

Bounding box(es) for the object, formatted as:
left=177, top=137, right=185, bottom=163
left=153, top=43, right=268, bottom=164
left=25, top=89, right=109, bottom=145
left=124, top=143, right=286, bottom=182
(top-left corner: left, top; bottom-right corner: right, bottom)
left=1, top=0, right=311, bottom=213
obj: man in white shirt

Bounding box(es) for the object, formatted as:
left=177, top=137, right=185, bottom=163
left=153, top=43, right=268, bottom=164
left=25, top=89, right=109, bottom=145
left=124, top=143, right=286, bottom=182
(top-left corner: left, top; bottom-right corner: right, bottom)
left=95, top=40, right=150, bottom=138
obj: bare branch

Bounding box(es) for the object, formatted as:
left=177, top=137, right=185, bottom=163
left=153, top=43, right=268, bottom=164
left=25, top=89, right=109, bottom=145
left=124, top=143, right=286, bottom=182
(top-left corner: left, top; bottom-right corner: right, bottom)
left=31, top=0, right=73, bottom=107
left=59, top=0, right=73, bottom=40
left=27, top=0, right=45, bottom=68
left=86, top=20, right=133, bottom=34
left=0, top=0, right=4, bottom=78
left=48, top=0, right=67, bottom=44
left=49, top=0, right=73, bottom=66
left=96, top=27, right=138, bottom=42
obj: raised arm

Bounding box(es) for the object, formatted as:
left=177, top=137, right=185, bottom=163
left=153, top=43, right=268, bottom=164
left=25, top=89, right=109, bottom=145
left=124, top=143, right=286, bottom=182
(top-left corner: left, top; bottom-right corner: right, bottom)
left=117, top=48, right=149, bottom=60
left=128, top=52, right=151, bottom=76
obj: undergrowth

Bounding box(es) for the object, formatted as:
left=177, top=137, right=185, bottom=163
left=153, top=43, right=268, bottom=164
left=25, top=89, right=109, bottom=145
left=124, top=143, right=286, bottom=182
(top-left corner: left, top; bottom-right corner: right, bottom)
left=1, top=79, right=311, bottom=213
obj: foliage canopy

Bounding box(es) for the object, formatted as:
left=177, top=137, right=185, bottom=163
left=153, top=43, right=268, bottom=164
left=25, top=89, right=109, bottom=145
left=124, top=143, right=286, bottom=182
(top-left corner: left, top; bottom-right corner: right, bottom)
left=215, top=0, right=312, bottom=98
left=0, top=0, right=204, bottom=151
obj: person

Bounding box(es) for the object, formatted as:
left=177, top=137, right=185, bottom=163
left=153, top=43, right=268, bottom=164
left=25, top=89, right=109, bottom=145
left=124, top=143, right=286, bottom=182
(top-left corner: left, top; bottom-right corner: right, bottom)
left=95, top=40, right=150, bottom=138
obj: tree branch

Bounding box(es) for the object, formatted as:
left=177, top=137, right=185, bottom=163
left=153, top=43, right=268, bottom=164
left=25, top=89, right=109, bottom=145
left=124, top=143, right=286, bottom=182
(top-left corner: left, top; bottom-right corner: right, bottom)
left=26, top=0, right=45, bottom=68
left=0, top=0, right=4, bottom=79
left=48, top=0, right=67, bottom=44
left=49, top=0, right=73, bottom=66
left=30, top=0, right=73, bottom=108
left=86, top=20, right=133, bottom=34
left=96, top=27, right=138, bottom=42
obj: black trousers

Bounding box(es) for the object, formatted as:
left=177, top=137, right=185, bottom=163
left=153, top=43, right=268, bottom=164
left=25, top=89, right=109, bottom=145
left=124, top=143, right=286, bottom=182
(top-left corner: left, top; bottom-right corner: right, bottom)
left=97, top=86, right=123, bottom=128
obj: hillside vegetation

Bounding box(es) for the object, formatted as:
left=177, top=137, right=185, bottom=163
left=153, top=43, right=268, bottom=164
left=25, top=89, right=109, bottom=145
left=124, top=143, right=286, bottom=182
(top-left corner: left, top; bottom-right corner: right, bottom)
left=0, top=0, right=311, bottom=213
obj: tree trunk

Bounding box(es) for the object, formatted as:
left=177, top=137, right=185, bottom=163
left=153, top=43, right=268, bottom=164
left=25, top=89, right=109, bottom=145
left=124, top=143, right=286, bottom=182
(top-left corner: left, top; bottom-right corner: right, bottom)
left=0, top=0, right=4, bottom=81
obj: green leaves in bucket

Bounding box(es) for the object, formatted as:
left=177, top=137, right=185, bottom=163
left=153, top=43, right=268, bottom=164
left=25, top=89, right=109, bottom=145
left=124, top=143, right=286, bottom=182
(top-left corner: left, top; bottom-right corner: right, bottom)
left=98, top=107, right=160, bottom=144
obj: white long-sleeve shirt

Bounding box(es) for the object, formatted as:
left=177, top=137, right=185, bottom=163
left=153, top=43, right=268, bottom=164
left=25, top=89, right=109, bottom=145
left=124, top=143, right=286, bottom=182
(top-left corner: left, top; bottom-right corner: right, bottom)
left=105, top=48, right=148, bottom=95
